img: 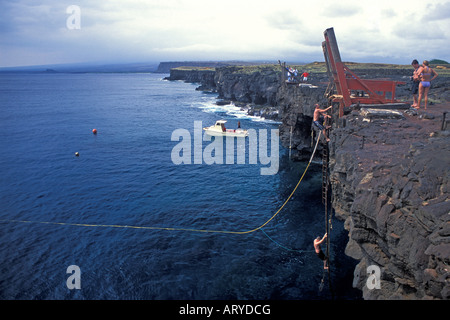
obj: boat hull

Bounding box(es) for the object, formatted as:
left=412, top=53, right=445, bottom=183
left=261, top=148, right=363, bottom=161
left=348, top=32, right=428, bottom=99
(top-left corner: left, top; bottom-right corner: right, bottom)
left=203, top=127, right=248, bottom=138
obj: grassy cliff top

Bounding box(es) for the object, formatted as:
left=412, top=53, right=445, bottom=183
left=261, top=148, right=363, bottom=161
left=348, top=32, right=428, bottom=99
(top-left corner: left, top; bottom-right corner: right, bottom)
left=172, top=61, right=450, bottom=76
left=295, top=61, right=450, bottom=75
left=171, top=66, right=216, bottom=71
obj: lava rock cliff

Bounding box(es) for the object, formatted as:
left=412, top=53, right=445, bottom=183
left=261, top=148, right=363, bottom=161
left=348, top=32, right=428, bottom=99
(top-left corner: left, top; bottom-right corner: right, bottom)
left=329, top=109, right=449, bottom=299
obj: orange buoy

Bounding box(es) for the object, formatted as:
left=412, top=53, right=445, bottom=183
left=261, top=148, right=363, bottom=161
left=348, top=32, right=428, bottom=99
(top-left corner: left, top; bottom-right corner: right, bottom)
left=92, top=129, right=97, bottom=134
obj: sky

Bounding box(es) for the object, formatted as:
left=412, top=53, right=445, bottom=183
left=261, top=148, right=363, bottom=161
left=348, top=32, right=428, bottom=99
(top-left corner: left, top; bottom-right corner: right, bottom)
left=1, top=0, right=449, bottom=67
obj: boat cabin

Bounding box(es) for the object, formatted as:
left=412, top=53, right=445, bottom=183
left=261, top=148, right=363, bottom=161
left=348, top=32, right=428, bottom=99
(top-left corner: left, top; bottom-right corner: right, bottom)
left=213, top=120, right=227, bottom=132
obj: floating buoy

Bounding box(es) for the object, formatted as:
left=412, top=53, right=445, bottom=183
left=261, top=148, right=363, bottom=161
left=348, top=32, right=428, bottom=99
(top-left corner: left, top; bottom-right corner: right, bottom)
left=92, top=129, right=97, bottom=134
left=75, top=152, right=80, bottom=157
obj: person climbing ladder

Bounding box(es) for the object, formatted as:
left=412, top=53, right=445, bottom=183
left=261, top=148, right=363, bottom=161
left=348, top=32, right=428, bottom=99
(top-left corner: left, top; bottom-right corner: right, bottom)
left=313, top=104, right=332, bottom=142
left=314, top=233, right=328, bottom=270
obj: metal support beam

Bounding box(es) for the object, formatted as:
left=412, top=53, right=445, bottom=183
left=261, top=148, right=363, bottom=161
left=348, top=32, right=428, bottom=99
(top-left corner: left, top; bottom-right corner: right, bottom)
left=323, top=27, right=407, bottom=118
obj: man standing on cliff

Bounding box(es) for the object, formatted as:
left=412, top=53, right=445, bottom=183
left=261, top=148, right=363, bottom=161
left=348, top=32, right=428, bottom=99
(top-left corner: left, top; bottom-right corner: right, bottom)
left=313, top=104, right=332, bottom=142
left=410, top=59, right=420, bottom=108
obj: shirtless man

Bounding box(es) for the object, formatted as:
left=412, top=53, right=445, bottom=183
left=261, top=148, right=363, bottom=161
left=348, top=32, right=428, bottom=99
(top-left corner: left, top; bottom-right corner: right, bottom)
left=314, top=233, right=328, bottom=270
left=416, top=60, right=438, bottom=110
left=313, top=104, right=332, bottom=142
left=410, top=59, right=420, bottom=108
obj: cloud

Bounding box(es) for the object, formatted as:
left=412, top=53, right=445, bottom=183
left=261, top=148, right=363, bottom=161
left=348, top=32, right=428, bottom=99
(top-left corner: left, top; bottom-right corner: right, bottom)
left=392, top=2, right=449, bottom=43
left=0, top=0, right=449, bottom=67
left=266, top=10, right=304, bottom=31
left=322, top=3, right=363, bottom=18
left=381, top=8, right=397, bottom=18
left=394, top=18, right=446, bottom=40
left=425, top=2, right=450, bottom=21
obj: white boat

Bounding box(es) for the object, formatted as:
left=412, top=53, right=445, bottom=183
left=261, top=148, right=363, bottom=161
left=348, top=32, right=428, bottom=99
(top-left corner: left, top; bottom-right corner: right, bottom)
left=203, top=120, right=248, bottom=137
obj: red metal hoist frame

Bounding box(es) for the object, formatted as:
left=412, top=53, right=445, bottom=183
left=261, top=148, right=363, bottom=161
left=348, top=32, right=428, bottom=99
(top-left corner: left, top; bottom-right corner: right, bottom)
left=322, top=28, right=406, bottom=117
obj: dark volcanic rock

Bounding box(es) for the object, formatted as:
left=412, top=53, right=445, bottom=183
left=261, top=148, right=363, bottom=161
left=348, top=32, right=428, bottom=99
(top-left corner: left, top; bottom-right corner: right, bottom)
left=214, top=66, right=280, bottom=106
left=276, top=81, right=329, bottom=160
left=165, top=68, right=217, bottom=92
left=329, top=108, right=450, bottom=300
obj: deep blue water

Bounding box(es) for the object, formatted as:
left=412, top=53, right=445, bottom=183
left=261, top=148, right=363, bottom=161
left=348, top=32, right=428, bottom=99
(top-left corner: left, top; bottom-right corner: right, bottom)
left=0, top=73, right=359, bottom=300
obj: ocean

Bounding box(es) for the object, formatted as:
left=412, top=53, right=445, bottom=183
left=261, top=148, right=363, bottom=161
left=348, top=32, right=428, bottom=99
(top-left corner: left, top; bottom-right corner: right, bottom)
left=0, top=73, right=359, bottom=300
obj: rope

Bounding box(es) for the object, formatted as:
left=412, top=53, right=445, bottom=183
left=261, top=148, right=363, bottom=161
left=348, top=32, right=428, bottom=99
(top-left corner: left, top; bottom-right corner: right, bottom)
left=260, top=229, right=315, bottom=253
left=1, top=133, right=322, bottom=236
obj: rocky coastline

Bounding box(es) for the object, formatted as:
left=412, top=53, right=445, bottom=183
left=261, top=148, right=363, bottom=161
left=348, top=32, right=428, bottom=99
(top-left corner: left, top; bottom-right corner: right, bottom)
left=164, top=64, right=283, bottom=122
left=164, top=63, right=450, bottom=299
